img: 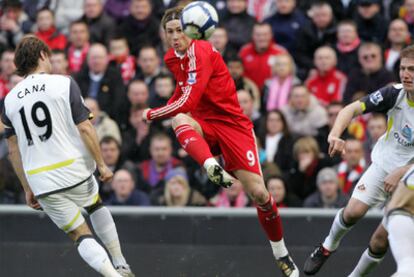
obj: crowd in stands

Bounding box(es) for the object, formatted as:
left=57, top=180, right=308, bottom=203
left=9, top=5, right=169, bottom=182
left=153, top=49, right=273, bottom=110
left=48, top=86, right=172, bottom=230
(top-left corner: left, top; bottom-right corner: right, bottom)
left=0, top=0, right=405, bottom=209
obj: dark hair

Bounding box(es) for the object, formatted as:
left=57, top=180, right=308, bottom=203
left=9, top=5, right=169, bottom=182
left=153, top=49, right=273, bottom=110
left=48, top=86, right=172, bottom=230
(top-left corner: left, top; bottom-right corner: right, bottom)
left=155, top=72, right=173, bottom=81
left=100, top=136, right=120, bottom=149
left=337, top=19, right=357, bottom=30
left=14, top=35, right=51, bottom=77
left=227, top=54, right=243, bottom=64
left=150, top=132, right=172, bottom=145
left=51, top=49, right=67, bottom=58
left=258, top=109, right=290, bottom=147
left=36, top=7, right=54, bottom=18
left=70, top=19, right=89, bottom=29
left=161, top=6, right=183, bottom=29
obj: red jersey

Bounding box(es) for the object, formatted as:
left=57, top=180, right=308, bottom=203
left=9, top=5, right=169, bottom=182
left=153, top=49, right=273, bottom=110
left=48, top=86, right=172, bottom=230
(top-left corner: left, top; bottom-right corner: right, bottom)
left=148, top=40, right=252, bottom=129
left=239, top=42, right=286, bottom=89
left=305, top=68, right=347, bottom=106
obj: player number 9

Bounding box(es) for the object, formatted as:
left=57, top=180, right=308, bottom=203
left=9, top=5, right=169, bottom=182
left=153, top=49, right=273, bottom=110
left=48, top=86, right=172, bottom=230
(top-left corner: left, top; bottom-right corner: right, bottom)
left=246, top=150, right=255, bottom=167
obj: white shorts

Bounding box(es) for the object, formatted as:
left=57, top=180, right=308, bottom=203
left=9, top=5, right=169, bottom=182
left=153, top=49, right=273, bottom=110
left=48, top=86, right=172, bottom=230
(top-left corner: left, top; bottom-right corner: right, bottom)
left=37, top=175, right=99, bottom=233
left=351, top=163, right=390, bottom=208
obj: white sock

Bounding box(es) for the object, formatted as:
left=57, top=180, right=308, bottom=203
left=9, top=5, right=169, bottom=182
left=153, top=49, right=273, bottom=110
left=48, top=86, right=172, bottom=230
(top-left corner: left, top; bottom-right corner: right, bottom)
left=270, top=238, right=289, bottom=259
left=203, top=157, right=219, bottom=170
left=388, top=214, right=414, bottom=276
left=90, top=207, right=127, bottom=267
left=77, top=237, right=121, bottom=277
left=348, top=248, right=384, bottom=277
left=323, top=208, right=354, bottom=251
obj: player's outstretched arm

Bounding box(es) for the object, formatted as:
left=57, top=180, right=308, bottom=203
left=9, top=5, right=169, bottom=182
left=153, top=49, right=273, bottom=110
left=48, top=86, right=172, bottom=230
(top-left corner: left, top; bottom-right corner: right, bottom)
left=77, top=120, right=113, bottom=182
left=328, top=101, right=364, bottom=157
left=7, top=135, right=41, bottom=210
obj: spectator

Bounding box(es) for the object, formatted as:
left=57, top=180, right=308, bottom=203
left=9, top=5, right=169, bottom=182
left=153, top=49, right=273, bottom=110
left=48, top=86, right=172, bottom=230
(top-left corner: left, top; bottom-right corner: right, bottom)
left=295, top=1, right=337, bottom=79
left=75, top=43, right=128, bottom=127
left=208, top=27, right=237, bottom=62
left=121, top=106, right=151, bottom=162
left=150, top=73, right=175, bottom=108
left=84, top=98, right=122, bottom=145
left=263, top=53, right=301, bottom=112
left=127, top=79, right=149, bottom=108
left=364, top=113, right=387, bottom=164
left=212, top=180, right=250, bottom=207
left=157, top=167, right=207, bottom=206
left=237, top=89, right=261, bottom=131
left=52, top=0, right=84, bottom=34
left=343, top=42, right=395, bottom=103
left=247, top=0, right=277, bottom=22
left=227, top=56, right=261, bottom=110
left=303, top=167, right=349, bottom=208
left=337, top=138, right=366, bottom=195
left=99, top=136, right=134, bottom=201
left=239, top=23, right=286, bottom=90
left=118, top=0, right=160, bottom=56
left=385, top=19, right=411, bottom=79
left=281, top=85, right=329, bottom=137
left=264, top=0, right=308, bottom=53
left=109, top=36, right=136, bottom=84
left=34, top=8, right=67, bottom=50
left=354, top=0, right=388, bottom=43
left=7, top=73, right=23, bottom=91
left=50, top=50, right=69, bottom=75
left=258, top=110, right=295, bottom=174
left=67, top=20, right=90, bottom=74
left=334, top=20, right=362, bottom=75
left=0, top=0, right=30, bottom=49
left=151, top=0, right=179, bottom=20
left=0, top=152, right=23, bottom=203
left=136, top=133, right=183, bottom=194
left=135, top=46, right=162, bottom=101
left=81, top=0, right=116, bottom=45
left=305, top=46, right=347, bottom=106
left=288, top=136, right=332, bottom=200
left=106, top=169, right=151, bottom=206
left=220, top=0, right=256, bottom=51
left=104, top=0, right=131, bottom=22
left=0, top=50, right=15, bottom=100
left=400, top=0, right=414, bottom=37
left=266, top=175, right=302, bottom=207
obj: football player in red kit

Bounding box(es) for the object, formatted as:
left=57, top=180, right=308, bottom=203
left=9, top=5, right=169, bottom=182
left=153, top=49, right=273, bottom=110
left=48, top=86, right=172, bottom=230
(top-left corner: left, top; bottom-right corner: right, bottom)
left=142, top=7, right=299, bottom=277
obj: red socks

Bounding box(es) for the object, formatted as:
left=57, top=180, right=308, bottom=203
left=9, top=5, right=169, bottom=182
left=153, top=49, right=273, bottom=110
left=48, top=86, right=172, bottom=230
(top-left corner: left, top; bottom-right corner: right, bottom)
left=174, top=124, right=213, bottom=165
left=256, top=193, right=284, bottom=242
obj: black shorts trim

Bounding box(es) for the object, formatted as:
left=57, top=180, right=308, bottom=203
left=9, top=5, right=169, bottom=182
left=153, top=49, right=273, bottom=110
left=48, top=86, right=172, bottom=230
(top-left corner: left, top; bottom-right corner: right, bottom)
left=36, top=175, right=93, bottom=198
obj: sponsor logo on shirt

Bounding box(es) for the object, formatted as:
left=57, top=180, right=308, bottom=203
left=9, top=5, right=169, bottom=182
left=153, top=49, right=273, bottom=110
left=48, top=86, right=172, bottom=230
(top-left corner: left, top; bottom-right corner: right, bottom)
left=369, top=90, right=383, bottom=105
left=394, top=124, right=414, bottom=147
left=188, top=72, right=197, bottom=85
left=357, top=184, right=366, bottom=191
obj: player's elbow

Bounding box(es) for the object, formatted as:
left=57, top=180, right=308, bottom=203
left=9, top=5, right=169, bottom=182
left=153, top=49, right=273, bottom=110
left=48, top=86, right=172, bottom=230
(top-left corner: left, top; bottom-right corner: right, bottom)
left=76, top=120, right=93, bottom=135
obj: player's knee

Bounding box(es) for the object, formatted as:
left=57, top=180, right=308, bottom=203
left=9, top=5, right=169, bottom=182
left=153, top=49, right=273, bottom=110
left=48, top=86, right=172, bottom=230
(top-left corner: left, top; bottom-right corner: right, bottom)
left=249, top=186, right=269, bottom=205
left=343, top=203, right=366, bottom=224
left=172, top=113, right=190, bottom=129
left=369, top=230, right=389, bottom=254
left=85, top=198, right=103, bottom=215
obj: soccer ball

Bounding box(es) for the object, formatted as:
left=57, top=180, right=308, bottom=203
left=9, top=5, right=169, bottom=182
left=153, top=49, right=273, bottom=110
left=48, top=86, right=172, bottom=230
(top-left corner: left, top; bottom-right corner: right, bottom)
left=180, top=1, right=219, bottom=40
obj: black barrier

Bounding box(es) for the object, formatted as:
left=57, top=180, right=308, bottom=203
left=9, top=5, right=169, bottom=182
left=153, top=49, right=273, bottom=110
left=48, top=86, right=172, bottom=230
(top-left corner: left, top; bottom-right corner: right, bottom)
left=0, top=207, right=395, bottom=277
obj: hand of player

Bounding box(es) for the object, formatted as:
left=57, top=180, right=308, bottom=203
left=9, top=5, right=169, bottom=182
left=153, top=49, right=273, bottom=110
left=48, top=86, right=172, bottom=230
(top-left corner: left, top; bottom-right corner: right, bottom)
left=142, top=108, right=151, bottom=123
left=384, top=168, right=406, bottom=193
left=25, top=190, right=42, bottom=210
left=98, top=165, right=114, bottom=183
left=328, top=135, right=345, bottom=157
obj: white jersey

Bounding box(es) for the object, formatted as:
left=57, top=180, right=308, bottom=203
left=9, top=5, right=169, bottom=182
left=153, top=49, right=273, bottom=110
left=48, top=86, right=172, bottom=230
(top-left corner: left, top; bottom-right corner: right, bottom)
left=361, top=83, right=414, bottom=173
left=2, top=73, right=95, bottom=196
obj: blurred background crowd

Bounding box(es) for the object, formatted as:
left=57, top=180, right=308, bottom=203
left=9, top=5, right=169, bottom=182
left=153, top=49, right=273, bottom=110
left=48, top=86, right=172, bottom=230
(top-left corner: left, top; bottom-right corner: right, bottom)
left=0, top=0, right=405, bottom=209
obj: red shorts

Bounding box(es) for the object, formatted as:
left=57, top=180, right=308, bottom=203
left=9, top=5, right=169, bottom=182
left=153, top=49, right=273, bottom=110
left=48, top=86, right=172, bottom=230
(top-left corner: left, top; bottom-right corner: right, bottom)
left=194, top=118, right=262, bottom=176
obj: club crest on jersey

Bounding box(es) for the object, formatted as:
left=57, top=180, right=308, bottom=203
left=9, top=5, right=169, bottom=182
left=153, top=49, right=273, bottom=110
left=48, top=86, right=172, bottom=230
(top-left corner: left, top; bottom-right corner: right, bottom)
left=369, top=90, right=383, bottom=105
left=188, top=72, right=197, bottom=85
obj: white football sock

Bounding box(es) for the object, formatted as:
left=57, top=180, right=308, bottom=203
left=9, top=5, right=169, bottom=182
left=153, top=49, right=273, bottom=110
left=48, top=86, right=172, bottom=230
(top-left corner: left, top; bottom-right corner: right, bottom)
left=270, top=238, right=289, bottom=259
left=348, top=248, right=384, bottom=277
left=323, top=208, right=354, bottom=251
left=90, top=207, right=127, bottom=267
left=203, top=157, right=219, bottom=170
left=388, top=214, right=414, bottom=276
left=77, top=237, right=121, bottom=277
